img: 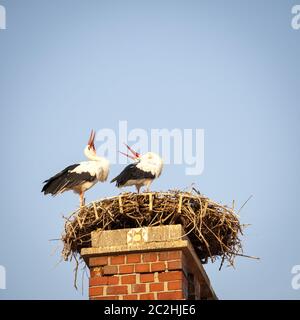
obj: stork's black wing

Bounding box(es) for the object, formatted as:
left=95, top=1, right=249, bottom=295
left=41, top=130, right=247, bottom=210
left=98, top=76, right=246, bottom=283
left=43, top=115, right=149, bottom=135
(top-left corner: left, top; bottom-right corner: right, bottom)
left=41, top=163, right=95, bottom=195
left=110, top=163, right=155, bottom=187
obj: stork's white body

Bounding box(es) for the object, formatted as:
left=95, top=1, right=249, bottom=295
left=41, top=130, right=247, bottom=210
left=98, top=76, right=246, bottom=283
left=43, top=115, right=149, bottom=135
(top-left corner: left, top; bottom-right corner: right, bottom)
left=136, top=153, right=163, bottom=178
left=65, top=157, right=110, bottom=195
left=111, top=152, right=163, bottom=193
left=42, top=130, right=110, bottom=207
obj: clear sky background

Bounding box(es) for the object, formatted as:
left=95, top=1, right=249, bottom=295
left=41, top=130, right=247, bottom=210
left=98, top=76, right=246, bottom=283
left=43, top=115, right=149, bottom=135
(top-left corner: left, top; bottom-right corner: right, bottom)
left=0, top=0, right=299, bottom=299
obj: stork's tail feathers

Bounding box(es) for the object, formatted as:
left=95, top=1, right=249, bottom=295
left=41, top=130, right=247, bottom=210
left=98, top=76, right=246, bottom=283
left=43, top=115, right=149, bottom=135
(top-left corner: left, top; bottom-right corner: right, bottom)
left=110, top=176, right=121, bottom=187
left=41, top=177, right=64, bottom=196
left=41, top=164, right=79, bottom=196
left=110, top=177, right=117, bottom=183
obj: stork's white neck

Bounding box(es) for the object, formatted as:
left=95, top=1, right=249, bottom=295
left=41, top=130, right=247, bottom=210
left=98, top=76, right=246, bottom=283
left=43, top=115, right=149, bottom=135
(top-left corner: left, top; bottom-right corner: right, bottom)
left=84, top=146, right=103, bottom=161
left=88, top=154, right=103, bottom=161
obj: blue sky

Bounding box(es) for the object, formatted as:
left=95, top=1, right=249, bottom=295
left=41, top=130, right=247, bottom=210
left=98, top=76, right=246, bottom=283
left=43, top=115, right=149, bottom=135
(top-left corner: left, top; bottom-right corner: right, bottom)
left=0, top=0, right=299, bottom=299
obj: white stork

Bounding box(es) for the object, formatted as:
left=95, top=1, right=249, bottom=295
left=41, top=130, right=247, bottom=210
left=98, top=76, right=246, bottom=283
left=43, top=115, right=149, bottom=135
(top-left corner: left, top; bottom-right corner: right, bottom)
left=111, top=144, right=163, bottom=193
left=42, top=130, right=110, bottom=207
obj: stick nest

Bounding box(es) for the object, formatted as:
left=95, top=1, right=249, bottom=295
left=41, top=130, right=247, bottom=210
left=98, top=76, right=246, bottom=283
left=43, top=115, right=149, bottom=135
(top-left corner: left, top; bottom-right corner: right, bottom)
left=62, top=190, right=245, bottom=267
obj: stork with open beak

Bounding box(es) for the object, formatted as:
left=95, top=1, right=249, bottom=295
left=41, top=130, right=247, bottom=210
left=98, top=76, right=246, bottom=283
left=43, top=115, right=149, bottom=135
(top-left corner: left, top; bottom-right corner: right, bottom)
left=42, top=130, right=110, bottom=207
left=111, top=144, right=163, bottom=193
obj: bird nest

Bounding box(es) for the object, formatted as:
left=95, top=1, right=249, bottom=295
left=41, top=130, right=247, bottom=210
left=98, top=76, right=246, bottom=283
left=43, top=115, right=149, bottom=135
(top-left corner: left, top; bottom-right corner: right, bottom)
left=62, top=190, right=250, bottom=268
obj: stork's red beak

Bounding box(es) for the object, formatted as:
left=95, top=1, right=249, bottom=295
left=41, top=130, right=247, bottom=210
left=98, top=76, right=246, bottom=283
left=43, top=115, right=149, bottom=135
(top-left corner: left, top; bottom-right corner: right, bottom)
left=119, top=143, right=140, bottom=160
left=87, top=130, right=96, bottom=152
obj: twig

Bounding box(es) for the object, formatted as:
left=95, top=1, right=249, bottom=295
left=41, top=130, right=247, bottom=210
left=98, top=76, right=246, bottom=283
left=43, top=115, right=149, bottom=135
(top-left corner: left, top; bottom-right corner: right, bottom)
left=238, top=195, right=253, bottom=214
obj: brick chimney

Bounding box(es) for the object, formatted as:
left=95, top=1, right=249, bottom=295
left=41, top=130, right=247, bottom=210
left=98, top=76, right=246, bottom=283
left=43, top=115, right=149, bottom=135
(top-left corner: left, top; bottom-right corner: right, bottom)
left=81, top=224, right=217, bottom=300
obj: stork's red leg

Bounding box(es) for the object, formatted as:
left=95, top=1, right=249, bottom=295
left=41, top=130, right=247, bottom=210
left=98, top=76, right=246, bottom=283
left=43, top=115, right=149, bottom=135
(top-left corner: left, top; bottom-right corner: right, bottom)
left=80, top=192, right=85, bottom=207
left=145, top=180, right=152, bottom=193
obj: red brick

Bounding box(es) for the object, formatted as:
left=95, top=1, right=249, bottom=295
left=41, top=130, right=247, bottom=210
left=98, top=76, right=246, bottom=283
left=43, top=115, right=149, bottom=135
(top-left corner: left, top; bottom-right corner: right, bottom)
left=110, top=255, right=125, bottom=265
left=158, top=251, right=168, bottom=261
left=168, top=280, right=183, bottom=290
left=121, top=275, right=136, bottom=284
left=89, top=256, right=108, bottom=266
left=140, top=293, right=155, bottom=300
left=151, top=262, right=166, bottom=272
left=132, top=284, right=146, bottom=293
left=106, top=285, right=128, bottom=295
left=140, top=273, right=154, bottom=283
left=123, top=295, right=138, bottom=300
left=183, top=275, right=189, bottom=291
left=127, top=254, right=141, bottom=263
left=158, top=250, right=181, bottom=261
left=89, top=286, right=103, bottom=296
left=92, top=296, right=119, bottom=300
left=142, top=253, right=158, bottom=262
left=168, top=251, right=182, bottom=260
left=158, top=271, right=183, bottom=282
left=135, top=264, right=150, bottom=273
left=119, top=265, right=135, bottom=274
left=150, top=283, right=164, bottom=292
left=103, top=265, right=118, bottom=275
left=167, top=260, right=182, bottom=270
left=90, top=276, right=119, bottom=286
left=108, top=276, right=120, bottom=285
left=90, top=268, right=103, bottom=277
left=157, top=291, right=184, bottom=300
